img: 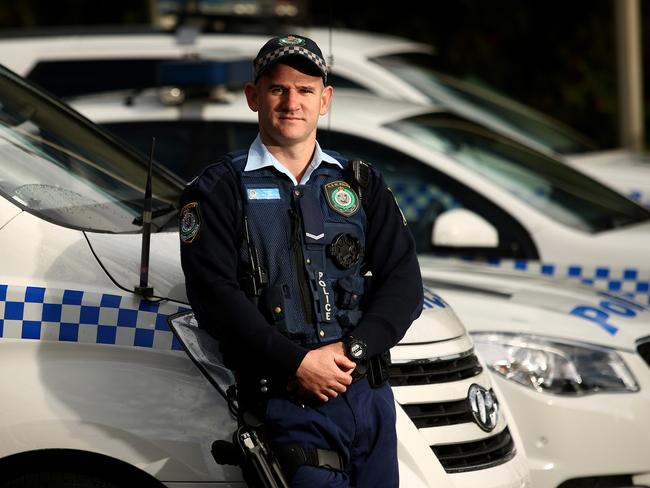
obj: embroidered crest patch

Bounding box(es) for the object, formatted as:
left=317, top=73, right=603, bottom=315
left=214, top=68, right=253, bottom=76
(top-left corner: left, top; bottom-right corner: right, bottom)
left=323, top=180, right=360, bottom=217
left=278, top=35, right=305, bottom=47
left=180, top=202, right=201, bottom=243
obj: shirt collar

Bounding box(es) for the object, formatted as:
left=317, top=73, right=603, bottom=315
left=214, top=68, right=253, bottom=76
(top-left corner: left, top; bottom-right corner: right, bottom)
left=245, top=134, right=342, bottom=185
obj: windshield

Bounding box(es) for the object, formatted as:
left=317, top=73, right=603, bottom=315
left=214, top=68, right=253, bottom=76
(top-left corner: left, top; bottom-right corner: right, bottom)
left=0, top=65, right=183, bottom=233
left=372, top=53, right=597, bottom=155
left=386, top=113, right=650, bottom=233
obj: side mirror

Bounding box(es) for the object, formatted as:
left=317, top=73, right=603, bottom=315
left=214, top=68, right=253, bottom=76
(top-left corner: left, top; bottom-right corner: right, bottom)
left=167, top=311, right=235, bottom=398
left=432, top=208, right=499, bottom=248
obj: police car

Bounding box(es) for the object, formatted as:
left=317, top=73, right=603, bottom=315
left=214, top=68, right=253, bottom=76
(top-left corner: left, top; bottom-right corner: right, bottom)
left=0, top=28, right=647, bottom=206
left=295, top=27, right=650, bottom=208
left=67, top=85, right=650, bottom=310
left=415, top=256, right=650, bottom=488
left=0, top=64, right=530, bottom=487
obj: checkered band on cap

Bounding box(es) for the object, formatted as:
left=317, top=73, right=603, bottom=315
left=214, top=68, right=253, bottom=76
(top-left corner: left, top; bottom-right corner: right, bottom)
left=253, top=36, right=328, bottom=82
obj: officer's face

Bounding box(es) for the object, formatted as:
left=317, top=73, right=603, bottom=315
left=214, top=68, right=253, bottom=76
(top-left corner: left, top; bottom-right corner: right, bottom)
left=245, top=62, right=333, bottom=148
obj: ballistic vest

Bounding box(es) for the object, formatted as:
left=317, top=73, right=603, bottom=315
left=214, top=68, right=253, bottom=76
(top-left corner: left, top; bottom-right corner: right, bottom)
left=225, top=150, right=368, bottom=347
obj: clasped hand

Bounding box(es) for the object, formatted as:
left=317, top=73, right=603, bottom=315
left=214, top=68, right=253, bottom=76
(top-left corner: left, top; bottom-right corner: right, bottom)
left=288, top=342, right=356, bottom=403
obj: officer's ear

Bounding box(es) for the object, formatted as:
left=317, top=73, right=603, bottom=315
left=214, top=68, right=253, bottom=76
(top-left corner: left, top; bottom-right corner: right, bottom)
left=244, top=82, right=259, bottom=112
left=320, top=85, right=333, bottom=116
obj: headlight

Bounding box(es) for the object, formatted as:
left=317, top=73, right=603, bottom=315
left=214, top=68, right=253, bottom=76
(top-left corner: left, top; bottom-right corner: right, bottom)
left=471, top=332, right=639, bottom=395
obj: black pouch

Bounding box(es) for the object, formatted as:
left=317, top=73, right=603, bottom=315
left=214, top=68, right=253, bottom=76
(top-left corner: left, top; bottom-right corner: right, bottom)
left=367, top=351, right=391, bottom=388
left=260, top=286, right=287, bottom=327
left=335, top=276, right=365, bottom=310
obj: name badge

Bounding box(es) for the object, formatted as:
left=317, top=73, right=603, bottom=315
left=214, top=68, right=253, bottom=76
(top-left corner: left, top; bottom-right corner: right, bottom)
left=247, top=188, right=281, bottom=200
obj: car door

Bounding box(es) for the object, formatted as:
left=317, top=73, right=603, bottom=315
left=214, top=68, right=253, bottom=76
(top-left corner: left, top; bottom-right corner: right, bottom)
left=320, top=129, right=539, bottom=259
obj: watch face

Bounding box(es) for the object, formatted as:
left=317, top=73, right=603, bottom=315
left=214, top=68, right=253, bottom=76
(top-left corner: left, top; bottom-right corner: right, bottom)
left=348, top=339, right=366, bottom=360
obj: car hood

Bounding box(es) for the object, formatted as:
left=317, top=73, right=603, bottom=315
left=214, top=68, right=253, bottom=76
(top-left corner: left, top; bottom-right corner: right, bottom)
left=418, top=256, right=650, bottom=351
left=85, top=232, right=468, bottom=344
left=85, top=230, right=188, bottom=303
left=399, top=287, right=467, bottom=344
left=564, top=149, right=650, bottom=205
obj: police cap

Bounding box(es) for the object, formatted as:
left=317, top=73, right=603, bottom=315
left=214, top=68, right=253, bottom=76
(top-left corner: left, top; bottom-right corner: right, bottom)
left=253, top=34, right=328, bottom=83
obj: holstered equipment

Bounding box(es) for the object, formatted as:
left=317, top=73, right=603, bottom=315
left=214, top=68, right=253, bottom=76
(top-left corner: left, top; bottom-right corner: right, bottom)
left=367, top=350, right=392, bottom=388
left=210, top=409, right=289, bottom=488
left=273, top=444, right=345, bottom=481
left=352, top=350, right=392, bottom=387
left=348, top=158, right=371, bottom=202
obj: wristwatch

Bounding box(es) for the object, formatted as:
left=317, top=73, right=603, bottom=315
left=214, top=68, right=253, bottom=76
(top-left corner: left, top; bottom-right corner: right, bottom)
left=343, top=335, right=368, bottom=363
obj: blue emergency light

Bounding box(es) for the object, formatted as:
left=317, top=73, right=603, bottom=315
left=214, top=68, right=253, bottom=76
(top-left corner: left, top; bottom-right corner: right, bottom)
left=157, top=59, right=252, bottom=88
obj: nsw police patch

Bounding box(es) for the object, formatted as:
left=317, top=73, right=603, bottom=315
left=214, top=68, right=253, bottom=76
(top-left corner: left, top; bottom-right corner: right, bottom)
left=323, top=181, right=360, bottom=217
left=180, top=202, right=201, bottom=243
left=278, top=35, right=305, bottom=46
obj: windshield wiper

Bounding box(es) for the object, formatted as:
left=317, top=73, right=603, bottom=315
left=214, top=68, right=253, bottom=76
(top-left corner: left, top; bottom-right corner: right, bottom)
left=132, top=204, right=177, bottom=227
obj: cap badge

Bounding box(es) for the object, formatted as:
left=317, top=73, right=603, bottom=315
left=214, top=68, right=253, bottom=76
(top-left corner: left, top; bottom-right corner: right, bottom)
left=279, top=35, right=305, bottom=47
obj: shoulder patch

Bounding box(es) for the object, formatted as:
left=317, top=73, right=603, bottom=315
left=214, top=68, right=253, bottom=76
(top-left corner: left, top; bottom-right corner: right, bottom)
left=323, top=180, right=360, bottom=217
left=179, top=202, right=201, bottom=243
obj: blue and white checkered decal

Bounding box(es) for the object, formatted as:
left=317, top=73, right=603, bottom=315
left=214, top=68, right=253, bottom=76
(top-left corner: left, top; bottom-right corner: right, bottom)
left=456, top=258, right=650, bottom=306
left=422, top=287, right=448, bottom=310
left=0, top=284, right=189, bottom=350
left=391, top=182, right=459, bottom=222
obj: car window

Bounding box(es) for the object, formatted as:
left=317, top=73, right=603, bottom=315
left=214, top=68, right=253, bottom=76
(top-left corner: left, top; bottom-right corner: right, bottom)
left=28, top=59, right=177, bottom=98
left=386, top=113, right=650, bottom=233
left=327, top=73, right=369, bottom=91
left=320, top=130, right=538, bottom=259
left=102, top=121, right=258, bottom=181
left=0, top=65, right=183, bottom=233
left=372, top=52, right=597, bottom=155
left=28, top=58, right=255, bottom=99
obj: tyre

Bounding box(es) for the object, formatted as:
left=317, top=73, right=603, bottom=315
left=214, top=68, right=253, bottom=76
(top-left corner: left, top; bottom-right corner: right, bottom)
left=0, top=471, right=125, bottom=488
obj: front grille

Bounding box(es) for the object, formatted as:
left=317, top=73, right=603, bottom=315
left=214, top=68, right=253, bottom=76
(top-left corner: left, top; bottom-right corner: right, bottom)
left=558, top=475, right=635, bottom=488
left=401, top=399, right=473, bottom=428
left=637, top=337, right=650, bottom=368
left=432, top=427, right=516, bottom=473
left=389, top=352, right=482, bottom=386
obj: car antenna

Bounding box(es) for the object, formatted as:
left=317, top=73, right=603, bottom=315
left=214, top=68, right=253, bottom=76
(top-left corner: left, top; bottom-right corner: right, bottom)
left=134, top=137, right=156, bottom=299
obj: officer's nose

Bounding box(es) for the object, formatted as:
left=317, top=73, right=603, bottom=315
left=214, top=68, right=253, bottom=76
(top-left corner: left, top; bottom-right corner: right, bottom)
left=282, top=89, right=300, bottom=112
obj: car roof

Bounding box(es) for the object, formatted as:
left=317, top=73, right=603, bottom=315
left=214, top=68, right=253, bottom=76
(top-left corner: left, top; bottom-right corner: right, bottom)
left=0, top=27, right=432, bottom=75
left=293, top=26, right=434, bottom=59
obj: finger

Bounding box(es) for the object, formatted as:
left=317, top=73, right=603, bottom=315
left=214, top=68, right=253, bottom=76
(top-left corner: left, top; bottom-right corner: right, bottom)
left=323, top=387, right=340, bottom=398
left=337, top=373, right=353, bottom=386
left=333, top=354, right=357, bottom=370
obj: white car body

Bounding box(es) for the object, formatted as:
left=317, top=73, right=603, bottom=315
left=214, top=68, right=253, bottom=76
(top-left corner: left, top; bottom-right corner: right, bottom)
left=0, top=66, right=529, bottom=486
left=417, top=256, right=650, bottom=488
left=564, top=148, right=650, bottom=205
left=68, top=88, right=650, bottom=310
left=0, top=28, right=647, bottom=206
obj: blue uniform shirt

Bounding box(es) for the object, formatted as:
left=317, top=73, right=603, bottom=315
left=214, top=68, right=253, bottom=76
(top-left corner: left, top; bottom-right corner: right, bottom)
left=245, top=134, right=342, bottom=185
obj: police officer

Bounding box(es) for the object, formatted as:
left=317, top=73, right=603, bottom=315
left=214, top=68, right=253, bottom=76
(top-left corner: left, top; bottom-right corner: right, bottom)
left=179, top=34, right=423, bottom=487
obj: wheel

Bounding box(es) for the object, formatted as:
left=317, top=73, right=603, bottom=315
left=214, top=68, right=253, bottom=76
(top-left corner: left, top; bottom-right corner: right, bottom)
left=0, top=471, right=125, bottom=488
